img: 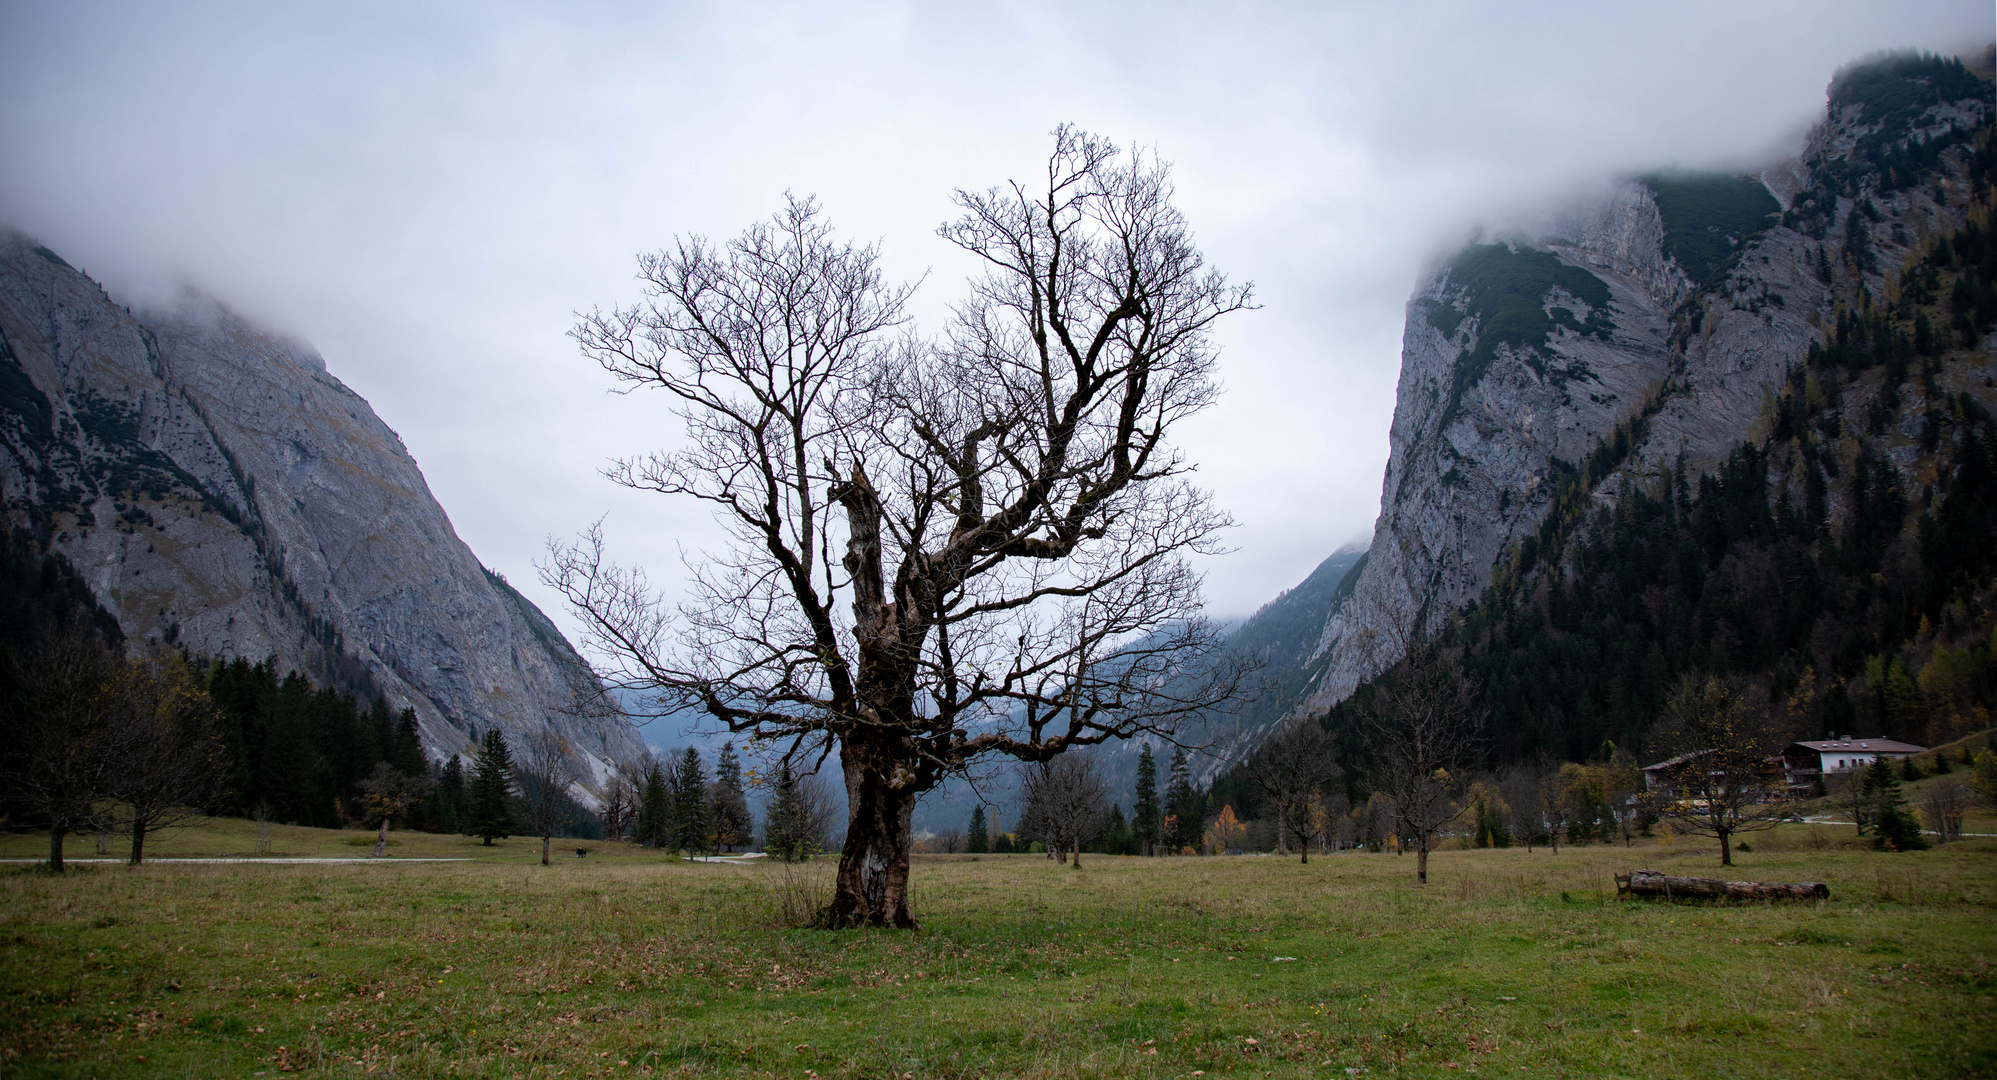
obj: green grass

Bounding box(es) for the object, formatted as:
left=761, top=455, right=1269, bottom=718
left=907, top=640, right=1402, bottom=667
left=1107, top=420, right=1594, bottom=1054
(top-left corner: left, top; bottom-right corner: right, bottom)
left=2, top=819, right=1993, bottom=1078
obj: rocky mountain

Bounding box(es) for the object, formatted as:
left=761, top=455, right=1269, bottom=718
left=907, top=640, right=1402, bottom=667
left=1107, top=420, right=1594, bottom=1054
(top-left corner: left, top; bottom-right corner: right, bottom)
left=1301, top=49, right=1996, bottom=717
left=0, top=231, right=644, bottom=790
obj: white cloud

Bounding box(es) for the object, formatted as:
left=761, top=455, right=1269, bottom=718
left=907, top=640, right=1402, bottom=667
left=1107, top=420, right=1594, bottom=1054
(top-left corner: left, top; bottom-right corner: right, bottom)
left=1, top=0, right=1988, bottom=627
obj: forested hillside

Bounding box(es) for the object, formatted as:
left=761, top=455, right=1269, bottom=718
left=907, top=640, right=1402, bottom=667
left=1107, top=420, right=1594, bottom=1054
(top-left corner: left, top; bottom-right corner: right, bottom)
left=1440, top=58, right=1997, bottom=767
left=1199, top=52, right=1997, bottom=828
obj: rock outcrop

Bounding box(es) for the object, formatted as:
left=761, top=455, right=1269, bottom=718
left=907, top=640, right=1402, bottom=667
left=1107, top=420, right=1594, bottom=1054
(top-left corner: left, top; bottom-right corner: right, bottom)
left=1304, top=51, right=1993, bottom=711
left=0, top=233, right=643, bottom=789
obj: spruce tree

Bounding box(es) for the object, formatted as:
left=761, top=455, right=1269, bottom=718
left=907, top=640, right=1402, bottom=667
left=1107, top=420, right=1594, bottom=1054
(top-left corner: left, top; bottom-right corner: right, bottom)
left=674, top=747, right=712, bottom=855
left=1132, top=742, right=1162, bottom=856
left=467, top=729, right=518, bottom=845
left=418, top=756, right=467, bottom=834
left=1865, top=756, right=1929, bottom=851
left=365, top=696, right=395, bottom=767
left=635, top=762, right=673, bottom=849
left=968, top=805, right=990, bottom=853
left=763, top=761, right=811, bottom=862
left=710, top=742, right=754, bottom=852
left=1104, top=805, right=1135, bottom=855
left=1164, top=746, right=1199, bottom=853
left=392, top=707, right=427, bottom=777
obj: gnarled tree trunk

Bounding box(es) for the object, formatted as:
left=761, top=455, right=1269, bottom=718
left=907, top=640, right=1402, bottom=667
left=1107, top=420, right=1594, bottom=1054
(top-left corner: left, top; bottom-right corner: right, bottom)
left=821, top=741, right=919, bottom=928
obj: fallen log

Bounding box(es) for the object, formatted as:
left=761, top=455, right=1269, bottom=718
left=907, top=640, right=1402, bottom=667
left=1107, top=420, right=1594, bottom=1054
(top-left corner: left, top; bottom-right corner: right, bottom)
left=1616, top=869, right=1829, bottom=901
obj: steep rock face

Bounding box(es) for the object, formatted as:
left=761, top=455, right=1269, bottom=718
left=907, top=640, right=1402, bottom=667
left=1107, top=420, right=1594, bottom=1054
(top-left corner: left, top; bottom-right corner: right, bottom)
left=1304, top=54, right=1992, bottom=710
left=0, top=233, right=643, bottom=785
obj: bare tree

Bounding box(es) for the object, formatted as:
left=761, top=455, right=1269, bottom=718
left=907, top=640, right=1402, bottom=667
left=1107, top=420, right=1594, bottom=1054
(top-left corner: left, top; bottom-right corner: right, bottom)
left=1018, top=753, right=1112, bottom=866
left=1643, top=676, right=1796, bottom=866
left=518, top=727, right=587, bottom=866
left=1497, top=760, right=1551, bottom=852
left=1602, top=744, right=1643, bottom=848
left=3, top=630, right=119, bottom=872
left=1245, top=717, right=1342, bottom=862
left=548, top=127, right=1253, bottom=927
left=1355, top=602, right=1480, bottom=885
left=1537, top=766, right=1571, bottom=854
left=789, top=767, right=843, bottom=855
left=1920, top=779, right=1970, bottom=844
left=1827, top=761, right=1871, bottom=834
left=356, top=763, right=434, bottom=858
left=1357, top=792, right=1395, bottom=852
left=598, top=761, right=646, bottom=842
left=106, top=654, right=229, bottom=864
left=1310, top=788, right=1354, bottom=852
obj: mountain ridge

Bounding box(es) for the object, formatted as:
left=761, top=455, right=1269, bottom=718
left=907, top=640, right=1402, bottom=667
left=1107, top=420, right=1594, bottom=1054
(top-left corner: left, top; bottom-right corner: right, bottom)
left=1298, top=49, right=1995, bottom=719
left=0, top=230, right=643, bottom=793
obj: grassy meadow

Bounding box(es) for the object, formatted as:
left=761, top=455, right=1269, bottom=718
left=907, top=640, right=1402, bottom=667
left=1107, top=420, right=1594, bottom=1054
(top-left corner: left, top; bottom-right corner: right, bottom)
left=2, top=818, right=1994, bottom=1079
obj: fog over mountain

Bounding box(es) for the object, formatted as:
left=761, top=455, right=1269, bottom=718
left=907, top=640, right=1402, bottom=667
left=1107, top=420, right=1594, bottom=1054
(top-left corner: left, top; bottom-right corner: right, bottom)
left=3, top=4, right=1988, bottom=639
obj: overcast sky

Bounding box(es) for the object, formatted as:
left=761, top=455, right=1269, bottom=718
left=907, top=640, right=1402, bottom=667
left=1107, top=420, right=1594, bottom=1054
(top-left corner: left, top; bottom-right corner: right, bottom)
left=2, top=2, right=1991, bottom=634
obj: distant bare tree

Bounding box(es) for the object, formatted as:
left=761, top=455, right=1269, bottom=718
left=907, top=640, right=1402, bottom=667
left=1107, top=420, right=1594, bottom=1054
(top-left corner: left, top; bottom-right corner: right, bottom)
left=357, top=763, right=434, bottom=858
left=1537, top=763, right=1573, bottom=854
left=1602, top=744, right=1643, bottom=848
left=3, top=630, right=119, bottom=871
left=1497, top=759, right=1552, bottom=852
left=548, top=126, right=1253, bottom=927
left=1245, top=717, right=1342, bottom=862
left=1312, top=788, right=1354, bottom=852
left=1920, top=779, right=1970, bottom=844
left=1643, top=675, right=1796, bottom=866
left=1357, top=791, right=1395, bottom=852
left=518, top=727, right=587, bottom=866
left=598, top=764, right=643, bottom=842
left=794, top=768, right=843, bottom=854
left=106, top=654, right=229, bottom=864
left=1355, top=602, right=1480, bottom=884
left=1827, top=761, right=1871, bottom=835
left=1018, top=754, right=1112, bottom=866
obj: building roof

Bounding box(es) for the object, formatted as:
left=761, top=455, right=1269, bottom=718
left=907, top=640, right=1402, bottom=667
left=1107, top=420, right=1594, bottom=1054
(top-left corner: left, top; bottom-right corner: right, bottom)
left=1641, top=748, right=1783, bottom=772
left=1641, top=750, right=1709, bottom=773
left=1791, top=738, right=1926, bottom=754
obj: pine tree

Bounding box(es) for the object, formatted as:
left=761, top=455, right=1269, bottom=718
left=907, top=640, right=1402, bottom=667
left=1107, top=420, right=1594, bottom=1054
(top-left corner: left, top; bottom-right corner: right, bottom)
left=392, top=707, right=427, bottom=777
left=1165, top=747, right=1200, bottom=853
left=1864, top=756, right=1929, bottom=851
left=1103, top=805, right=1136, bottom=855
left=674, top=747, right=712, bottom=855
left=467, top=730, right=518, bottom=845
left=635, top=762, right=674, bottom=849
left=967, top=805, right=990, bottom=853
left=365, top=696, right=395, bottom=768
left=1132, top=742, right=1162, bottom=856
left=710, top=742, right=754, bottom=852
left=763, top=761, right=812, bottom=862
left=422, top=756, right=467, bottom=834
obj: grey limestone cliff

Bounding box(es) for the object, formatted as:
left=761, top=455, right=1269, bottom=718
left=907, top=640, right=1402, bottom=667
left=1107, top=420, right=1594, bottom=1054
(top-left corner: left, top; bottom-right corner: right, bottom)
left=1303, top=52, right=1993, bottom=711
left=0, top=233, right=643, bottom=791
